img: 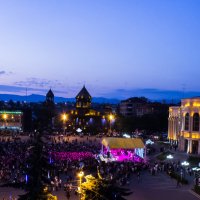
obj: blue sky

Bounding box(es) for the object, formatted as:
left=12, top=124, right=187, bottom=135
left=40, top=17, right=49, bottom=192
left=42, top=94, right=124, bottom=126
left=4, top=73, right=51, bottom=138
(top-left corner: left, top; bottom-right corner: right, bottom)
left=0, top=0, right=200, bottom=99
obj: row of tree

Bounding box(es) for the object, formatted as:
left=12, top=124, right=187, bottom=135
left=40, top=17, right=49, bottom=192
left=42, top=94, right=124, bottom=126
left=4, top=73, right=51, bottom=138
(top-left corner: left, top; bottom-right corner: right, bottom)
left=0, top=98, right=174, bottom=133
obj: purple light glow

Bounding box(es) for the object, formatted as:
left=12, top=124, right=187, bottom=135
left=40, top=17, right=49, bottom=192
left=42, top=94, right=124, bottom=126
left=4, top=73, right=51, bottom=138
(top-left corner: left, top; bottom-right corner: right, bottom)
left=101, top=118, right=106, bottom=125
left=106, top=149, right=143, bottom=163
left=50, top=152, right=94, bottom=161
left=89, top=118, right=93, bottom=124
left=25, top=174, right=28, bottom=183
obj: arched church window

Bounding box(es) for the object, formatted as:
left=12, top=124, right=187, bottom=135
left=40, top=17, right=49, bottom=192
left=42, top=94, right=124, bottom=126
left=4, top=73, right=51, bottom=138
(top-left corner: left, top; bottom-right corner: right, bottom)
left=193, top=113, right=199, bottom=131
left=185, top=113, right=189, bottom=131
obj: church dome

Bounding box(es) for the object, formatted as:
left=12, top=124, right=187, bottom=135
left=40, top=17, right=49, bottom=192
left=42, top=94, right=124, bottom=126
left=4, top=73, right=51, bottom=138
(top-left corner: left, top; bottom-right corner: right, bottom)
left=76, top=85, right=91, bottom=99
left=46, top=89, right=54, bottom=98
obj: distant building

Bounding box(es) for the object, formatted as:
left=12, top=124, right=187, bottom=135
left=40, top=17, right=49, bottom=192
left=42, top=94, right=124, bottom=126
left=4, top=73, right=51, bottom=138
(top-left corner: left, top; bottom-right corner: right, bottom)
left=44, top=89, right=55, bottom=129
left=75, top=85, right=92, bottom=115
left=0, top=111, right=23, bottom=131
left=168, top=97, right=200, bottom=154
left=46, top=89, right=54, bottom=104
left=119, top=97, right=153, bottom=117
left=68, top=86, right=99, bottom=132
left=168, top=106, right=181, bottom=143
left=61, top=86, right=114, bottom=133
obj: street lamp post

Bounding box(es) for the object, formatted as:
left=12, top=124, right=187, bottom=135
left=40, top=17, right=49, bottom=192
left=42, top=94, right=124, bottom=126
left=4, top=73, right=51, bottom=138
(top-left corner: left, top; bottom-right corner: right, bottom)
left=78, top=171, right=84, bottom=200
left=3, top=113, right=7, bottom=127
left=181, top=161, right=189, bottom=178
left=108, top=114, right=114, bottom=136
left=62, top=113, right=68, bottom=134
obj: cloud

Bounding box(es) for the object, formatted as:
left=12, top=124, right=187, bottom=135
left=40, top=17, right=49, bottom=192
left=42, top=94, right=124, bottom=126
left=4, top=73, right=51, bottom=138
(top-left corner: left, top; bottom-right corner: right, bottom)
left=0, top=84, right=66, bottom=96
left=0, top=70, right=13, bottom=76
left=0, top=82, right=91, bottom=98
left=0, top=71, right=6, bottom=75
left=14, top=78, right=64, bottom=88
left=0, top=84, right=47, bottom=93
left=12, top=77, right=93, bottom=97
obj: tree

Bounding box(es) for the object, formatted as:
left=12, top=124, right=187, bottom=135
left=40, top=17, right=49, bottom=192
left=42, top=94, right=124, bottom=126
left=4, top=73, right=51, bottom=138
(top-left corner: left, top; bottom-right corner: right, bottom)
left=81, top=174, right=132, bottom=200
left=18, top=131, right=56, bottom=200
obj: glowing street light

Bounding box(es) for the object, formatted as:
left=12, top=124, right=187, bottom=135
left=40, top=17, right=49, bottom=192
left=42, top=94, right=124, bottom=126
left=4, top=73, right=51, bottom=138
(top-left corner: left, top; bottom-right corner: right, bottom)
left=3, top=114, right=7, bottom=120
left=78, top=171, right=84, bottom=200
left=108, top=114, right=114, bottom=135
left=109, top=114, right=114, bottom=121
left=181, top=161, right=189, bottom=166
left=61, top=113, right=68, bottom=134
left=78, top=171, right=84, bottom=178
left=62, top=113, right=68, bottom=122
left=166, top=154, right=173, bottom=159
left=192, top=167, right=200, bottom=171
left=2, top=113, right=8, bottom=127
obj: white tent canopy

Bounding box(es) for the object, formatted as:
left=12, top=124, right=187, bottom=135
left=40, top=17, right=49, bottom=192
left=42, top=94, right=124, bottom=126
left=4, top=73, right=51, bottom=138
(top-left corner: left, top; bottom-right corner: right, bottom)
left=76, top=128, right=82, bottom=133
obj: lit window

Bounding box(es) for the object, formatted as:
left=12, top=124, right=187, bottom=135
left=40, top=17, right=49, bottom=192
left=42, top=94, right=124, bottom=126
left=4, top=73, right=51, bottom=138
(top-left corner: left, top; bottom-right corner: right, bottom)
left=185, top=113, right=189, bottom=131
left=193, top=113, right=199, bottom=131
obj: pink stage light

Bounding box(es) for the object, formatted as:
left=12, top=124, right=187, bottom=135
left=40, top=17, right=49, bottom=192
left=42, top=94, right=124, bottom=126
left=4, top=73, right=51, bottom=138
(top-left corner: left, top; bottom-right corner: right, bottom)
left=50, top=151, right=94, bottom=161
left=104, top=149, right=143, bottom=163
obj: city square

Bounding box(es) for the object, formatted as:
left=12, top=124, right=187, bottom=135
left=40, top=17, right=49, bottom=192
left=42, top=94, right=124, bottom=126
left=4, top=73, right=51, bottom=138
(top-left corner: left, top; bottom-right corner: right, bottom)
left=0, top=0, right=200, bottom=199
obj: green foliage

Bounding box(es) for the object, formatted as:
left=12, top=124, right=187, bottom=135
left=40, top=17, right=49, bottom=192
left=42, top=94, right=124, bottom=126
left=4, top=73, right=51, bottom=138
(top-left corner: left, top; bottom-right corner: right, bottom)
left=187, top=156, right=200, bottom=166
left=81, top=175, right=132, bottom=200
left=116, top=112, right=168, bottom=132
left=32, top=102, right=55, bottom=131
left=18, top=131, right=54, bottom=200
left=194, top=185, right=200, bottom=195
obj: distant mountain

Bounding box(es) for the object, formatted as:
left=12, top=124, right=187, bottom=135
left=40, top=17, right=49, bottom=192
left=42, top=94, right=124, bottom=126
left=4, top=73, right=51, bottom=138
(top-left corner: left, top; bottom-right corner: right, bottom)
left=92, top=97, right=120, bottom=104
left=0, top=94, right=120, bottom=104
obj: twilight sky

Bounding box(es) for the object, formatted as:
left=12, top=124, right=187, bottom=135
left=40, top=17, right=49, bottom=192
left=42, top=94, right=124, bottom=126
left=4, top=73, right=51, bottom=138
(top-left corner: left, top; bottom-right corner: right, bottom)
left=0, top=0, right=200, bottom=100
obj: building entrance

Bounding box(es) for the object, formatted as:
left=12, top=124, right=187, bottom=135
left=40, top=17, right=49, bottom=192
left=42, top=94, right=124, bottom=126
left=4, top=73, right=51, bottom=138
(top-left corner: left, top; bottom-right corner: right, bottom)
left=192, top=140, right=198, bottom=154
left=184, top=139, right=188, bottom=152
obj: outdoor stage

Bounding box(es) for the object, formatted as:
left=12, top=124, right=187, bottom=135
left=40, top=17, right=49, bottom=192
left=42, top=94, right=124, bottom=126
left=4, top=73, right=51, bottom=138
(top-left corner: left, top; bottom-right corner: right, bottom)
left=99, top=137, right=145, bottom=163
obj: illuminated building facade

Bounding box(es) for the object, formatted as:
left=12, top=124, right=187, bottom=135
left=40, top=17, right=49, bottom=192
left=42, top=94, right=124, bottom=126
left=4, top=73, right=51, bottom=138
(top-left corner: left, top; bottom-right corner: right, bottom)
left=0, top=111, right=23, bottom=131
left=75, top=85, right=92, bottom=115
left=62, top=86, right=114, bottom=133
left=68, top=86, right=101, bottom=133
left=168, top=106, right=181, bottom=144
left=168, top=97, right=200, bottom=154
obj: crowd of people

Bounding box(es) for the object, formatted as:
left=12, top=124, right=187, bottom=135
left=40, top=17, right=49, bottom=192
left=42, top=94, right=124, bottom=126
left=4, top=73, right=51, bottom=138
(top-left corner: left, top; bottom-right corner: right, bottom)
left=0, top=134, right=150, bottom=199
left=0, top=135, right=101, bottom=199
left=0, top=140, right=30, bottom=184
left=97, top=161, right=147, bottom=185
left=0, top=134, right=196, bottom=200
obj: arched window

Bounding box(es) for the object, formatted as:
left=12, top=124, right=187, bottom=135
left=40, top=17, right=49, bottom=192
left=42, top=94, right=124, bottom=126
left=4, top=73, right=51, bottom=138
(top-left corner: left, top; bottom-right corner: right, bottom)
left=193, top=113, right=199, bottom=131
left=185, top=113, right=189, bottom=131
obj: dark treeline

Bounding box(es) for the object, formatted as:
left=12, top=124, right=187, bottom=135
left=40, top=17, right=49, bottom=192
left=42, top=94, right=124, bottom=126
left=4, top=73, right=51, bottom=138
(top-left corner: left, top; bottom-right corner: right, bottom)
left=0, top=98, right=178, bottom=133
left=115, top=102, right=171, bottom=132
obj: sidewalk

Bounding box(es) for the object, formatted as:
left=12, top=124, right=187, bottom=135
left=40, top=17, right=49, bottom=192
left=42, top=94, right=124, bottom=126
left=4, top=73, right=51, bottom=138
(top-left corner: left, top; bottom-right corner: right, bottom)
left=150, top=146, right=197, bottom=189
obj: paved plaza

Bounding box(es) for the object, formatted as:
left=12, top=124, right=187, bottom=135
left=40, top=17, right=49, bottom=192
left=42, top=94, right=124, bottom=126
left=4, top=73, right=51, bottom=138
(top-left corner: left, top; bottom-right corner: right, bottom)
left=1, top=170, right=200, bottom=200
left=127, top=170, right=200, bottom=200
